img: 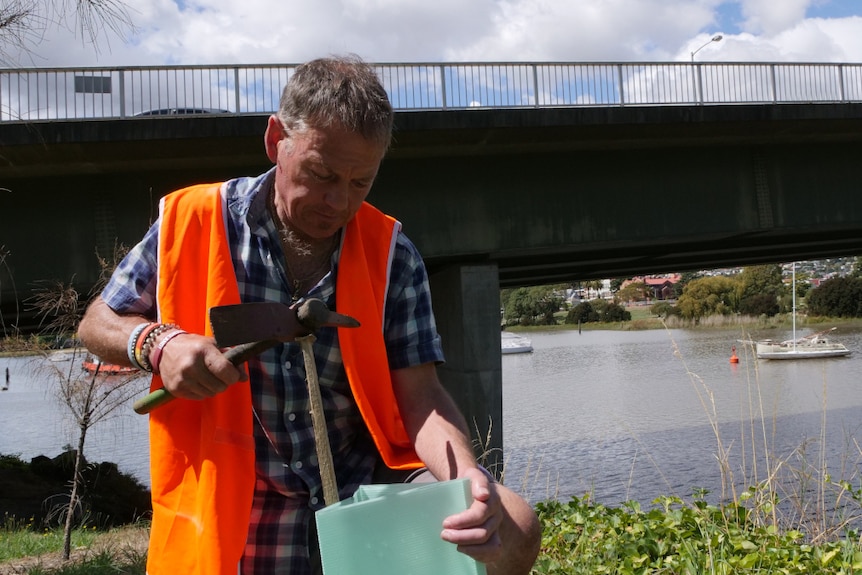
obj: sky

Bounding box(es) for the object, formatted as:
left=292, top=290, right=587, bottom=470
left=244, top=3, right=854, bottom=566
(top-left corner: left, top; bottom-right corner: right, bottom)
left=5, top=0, right=862, bottom=68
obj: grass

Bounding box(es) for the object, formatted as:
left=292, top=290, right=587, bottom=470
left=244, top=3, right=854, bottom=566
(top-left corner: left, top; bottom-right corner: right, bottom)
left=0, top=516, right=94, bottom=563
left=0, top=518, right=148, bottom=574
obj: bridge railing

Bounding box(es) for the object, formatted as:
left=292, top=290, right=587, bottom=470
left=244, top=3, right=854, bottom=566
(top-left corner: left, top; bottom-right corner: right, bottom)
left=1, top=61, right=860, bottom=122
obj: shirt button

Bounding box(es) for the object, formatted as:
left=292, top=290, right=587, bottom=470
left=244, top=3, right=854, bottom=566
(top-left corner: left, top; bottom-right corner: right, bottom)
left=294, top=461, right=303, bottom=470
left=285, top=361, right=291, bottom=369
left=287, top=413, right=296, bottom=421
left=310, top=497, right=319, bottom=505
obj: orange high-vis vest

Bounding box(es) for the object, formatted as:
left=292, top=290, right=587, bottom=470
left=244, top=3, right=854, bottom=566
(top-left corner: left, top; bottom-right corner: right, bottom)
left=145, top=182, right=422, bottom=575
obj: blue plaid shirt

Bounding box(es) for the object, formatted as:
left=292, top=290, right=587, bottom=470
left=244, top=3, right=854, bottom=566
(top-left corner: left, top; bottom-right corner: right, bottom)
left=102, top=168, right=444, bottom=573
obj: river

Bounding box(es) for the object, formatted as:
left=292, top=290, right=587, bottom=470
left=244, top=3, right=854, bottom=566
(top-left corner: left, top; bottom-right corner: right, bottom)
left=501, top=326, right=862, bottom=510
left=3, top=325, right=862, bottom=512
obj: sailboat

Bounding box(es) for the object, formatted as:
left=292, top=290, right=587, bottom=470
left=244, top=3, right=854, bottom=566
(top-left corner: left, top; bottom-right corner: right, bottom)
left=755, top=263, right=851, bottom=360
left=501, top=331, right=533, bottom=355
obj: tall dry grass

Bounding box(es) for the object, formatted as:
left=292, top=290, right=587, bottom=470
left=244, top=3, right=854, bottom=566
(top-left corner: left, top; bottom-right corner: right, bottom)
left=669, top=325, right=862, bottom=540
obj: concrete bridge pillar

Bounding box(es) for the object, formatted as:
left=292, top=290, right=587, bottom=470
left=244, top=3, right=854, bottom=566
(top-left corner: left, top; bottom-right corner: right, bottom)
left=429, top=263, right=504, bottom=476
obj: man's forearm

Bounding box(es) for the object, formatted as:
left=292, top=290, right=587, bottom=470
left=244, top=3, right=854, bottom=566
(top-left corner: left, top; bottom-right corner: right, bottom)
left=78, top=296, right=153, bottom=366
left=391, top=363, right=480, bottom=480
left=412, top=403, right=480, bottom=481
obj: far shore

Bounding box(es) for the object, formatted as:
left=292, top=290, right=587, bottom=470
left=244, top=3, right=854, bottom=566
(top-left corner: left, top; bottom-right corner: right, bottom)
left=504, top=307, right=862, bottom=334
left=4, top=311, right=862, bottom=357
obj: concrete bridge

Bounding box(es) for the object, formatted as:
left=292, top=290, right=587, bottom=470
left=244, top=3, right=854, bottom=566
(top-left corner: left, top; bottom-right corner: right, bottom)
left=2, top=61, right=862, bottom=465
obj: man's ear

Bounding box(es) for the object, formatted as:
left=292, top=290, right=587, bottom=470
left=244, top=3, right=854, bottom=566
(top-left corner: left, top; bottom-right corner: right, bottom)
left=263, top=115, right=285, bottom=163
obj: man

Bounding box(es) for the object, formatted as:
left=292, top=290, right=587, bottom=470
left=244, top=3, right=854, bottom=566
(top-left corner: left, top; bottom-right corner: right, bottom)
left=78, top=55, right=540, bottom=575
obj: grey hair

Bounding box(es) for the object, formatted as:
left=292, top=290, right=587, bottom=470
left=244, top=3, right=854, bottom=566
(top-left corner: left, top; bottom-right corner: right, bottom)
left=278, top=55, right=394, bottom=150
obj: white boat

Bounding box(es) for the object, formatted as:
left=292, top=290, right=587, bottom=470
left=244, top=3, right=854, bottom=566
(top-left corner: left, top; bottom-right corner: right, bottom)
left=755, top=329, right=851, bottom=359
left=501, top=331, right=533, bottom=355
left=755, top=263, right=850, bottom=360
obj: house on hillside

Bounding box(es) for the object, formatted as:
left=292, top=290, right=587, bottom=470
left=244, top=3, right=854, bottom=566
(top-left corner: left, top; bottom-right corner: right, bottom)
left=622, top=274, right=681, bottom=301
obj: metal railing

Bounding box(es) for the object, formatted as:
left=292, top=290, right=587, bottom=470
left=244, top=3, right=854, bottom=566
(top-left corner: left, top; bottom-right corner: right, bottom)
left=1, top=61, right=860, bottom=122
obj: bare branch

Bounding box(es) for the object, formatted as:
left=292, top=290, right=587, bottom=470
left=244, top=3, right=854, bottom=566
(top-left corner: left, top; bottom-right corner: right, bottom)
left=27, top=278, right=82, bottom=336
left=0, top=0, right=137, bottom=62
left=0, top=0, right=48, bottom=63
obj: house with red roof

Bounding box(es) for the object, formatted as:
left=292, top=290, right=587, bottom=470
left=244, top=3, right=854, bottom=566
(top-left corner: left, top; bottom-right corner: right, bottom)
left=621, top=274, right=681, bottom=301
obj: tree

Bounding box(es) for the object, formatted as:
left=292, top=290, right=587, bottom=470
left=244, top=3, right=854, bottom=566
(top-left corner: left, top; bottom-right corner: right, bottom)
left=503, top=285, right=564, bottom=326
left=28, top=244, right=147, bottom=560
left=616, top=281, right=648, bottom=304
left=675, top=276, right=738, bottom=320
left=583, top=280, right=603, bottom=300
left=807, top=277, right=862, bottom=318
left=0, top=244, right=20, bottom=340
left=565, top=299, right=630, bottom=324
left=650, top=301, right=678, bottom=319
left=566, top=301, right=598, bottom=324
left=0, top=0, right=134, bottom=63
left=591, top=299, right=630, bottom=322
left=737, top=292, right=779, bottom=317
left=736, top=264, right=784, bottom=314
left=673, top=271, right=702, bottom=299
left=42, top=352, right=146, bottom=557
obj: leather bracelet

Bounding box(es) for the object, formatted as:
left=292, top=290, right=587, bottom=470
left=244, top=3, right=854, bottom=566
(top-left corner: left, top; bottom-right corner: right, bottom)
left=138, top=323, right=178, bottom=372
left=149, top=329, right=187, bottom=375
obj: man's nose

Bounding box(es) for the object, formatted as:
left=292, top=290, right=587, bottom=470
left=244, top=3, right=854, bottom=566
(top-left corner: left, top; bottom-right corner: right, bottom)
left=323, top=181, right=350, bottom=209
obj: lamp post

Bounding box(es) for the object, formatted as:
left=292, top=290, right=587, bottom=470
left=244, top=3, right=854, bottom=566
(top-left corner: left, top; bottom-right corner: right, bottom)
left=690, top=34, right=722, bottom=104
left=691, top=34, right=723, bottom=62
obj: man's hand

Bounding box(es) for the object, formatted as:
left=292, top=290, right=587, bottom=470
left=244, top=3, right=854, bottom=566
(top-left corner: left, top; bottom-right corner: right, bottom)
left=440, top=467, right=505, bottom=564
left=157, top=333, right=245, bottom=400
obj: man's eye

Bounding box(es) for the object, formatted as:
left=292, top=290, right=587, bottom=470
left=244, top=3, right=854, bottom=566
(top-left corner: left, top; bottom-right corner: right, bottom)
left=309, top=169, right=333, bottom=181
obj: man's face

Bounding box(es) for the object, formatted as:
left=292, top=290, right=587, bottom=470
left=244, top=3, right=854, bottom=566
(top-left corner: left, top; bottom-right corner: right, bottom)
left=267, top=117, right=385, bottom=240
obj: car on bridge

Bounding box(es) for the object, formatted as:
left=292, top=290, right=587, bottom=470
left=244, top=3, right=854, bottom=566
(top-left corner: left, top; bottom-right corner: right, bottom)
left=135, top=107, right=231, bottom=116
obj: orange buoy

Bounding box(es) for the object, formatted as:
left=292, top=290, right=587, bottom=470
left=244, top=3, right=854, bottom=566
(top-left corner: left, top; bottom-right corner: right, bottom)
left=729, top=346, right=739, bottom=364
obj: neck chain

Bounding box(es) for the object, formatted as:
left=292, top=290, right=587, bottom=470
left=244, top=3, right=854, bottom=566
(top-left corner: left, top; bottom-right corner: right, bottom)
left=269, top=189, right=338, bottom=301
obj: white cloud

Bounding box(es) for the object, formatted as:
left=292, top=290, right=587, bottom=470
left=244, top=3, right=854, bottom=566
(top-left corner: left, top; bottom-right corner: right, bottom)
left=738, top=0, right=812, bottom=36
left=448, top=0, right=721, bottom=62
left=2, top=0, right=862, bottom=67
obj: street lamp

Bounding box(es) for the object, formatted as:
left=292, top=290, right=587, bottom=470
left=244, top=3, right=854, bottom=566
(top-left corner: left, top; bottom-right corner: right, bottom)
left=690, top=34, right=723, bottom=62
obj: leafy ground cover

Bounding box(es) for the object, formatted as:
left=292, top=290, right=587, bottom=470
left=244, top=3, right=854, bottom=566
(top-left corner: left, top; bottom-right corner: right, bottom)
left=534, top=493, right=862, bottom=574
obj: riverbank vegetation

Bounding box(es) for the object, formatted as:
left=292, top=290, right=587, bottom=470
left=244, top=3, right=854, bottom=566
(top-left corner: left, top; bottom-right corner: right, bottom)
left=502, top=261, right=862, bottom=332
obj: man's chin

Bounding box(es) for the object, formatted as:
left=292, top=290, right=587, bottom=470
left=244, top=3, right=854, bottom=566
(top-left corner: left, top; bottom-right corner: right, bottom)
left=311, top=221, right=345, bottom=239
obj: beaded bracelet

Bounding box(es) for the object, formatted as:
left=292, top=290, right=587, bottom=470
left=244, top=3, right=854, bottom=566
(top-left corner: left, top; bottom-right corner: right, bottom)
left=138, top=323, right=179, bottom=372
left=127, top=322, right=154, bottom=371
left=149, top=329, right=188, bottom=375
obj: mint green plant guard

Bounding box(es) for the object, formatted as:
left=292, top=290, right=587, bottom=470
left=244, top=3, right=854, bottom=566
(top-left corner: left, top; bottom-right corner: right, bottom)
left=316, top=478, right=487, bottom=575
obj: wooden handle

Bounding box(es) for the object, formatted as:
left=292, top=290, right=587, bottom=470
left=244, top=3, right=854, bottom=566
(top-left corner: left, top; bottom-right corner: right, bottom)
left=298, top=334, right=339, bottom=506
left=133, top=339, right=280, bottom=415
